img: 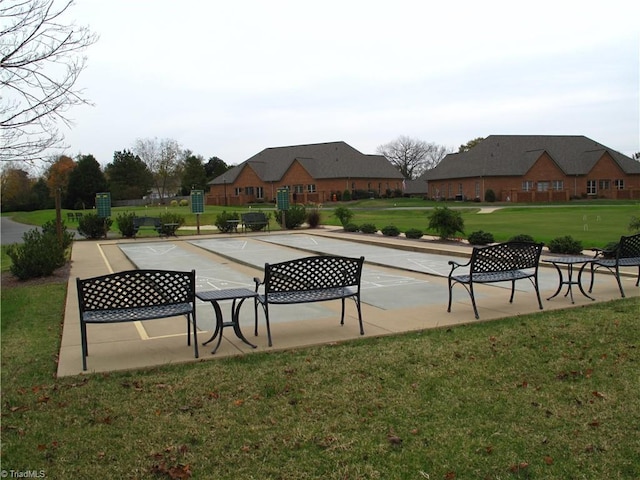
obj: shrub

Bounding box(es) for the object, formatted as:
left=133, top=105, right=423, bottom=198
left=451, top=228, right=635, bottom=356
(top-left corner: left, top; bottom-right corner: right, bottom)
left=41, top=220, right=74, bottom=249
left=306, top=209, right=321, bottom=228
left=179, top=199, right=189, bottom=207
left=7, top=228, right=66, bottom=280
left=427, top=207, right=464, bottom=240
left=342, top=190, right=352, bottom=201
left=215, top=211, right=240, bottom=233
left=170, top=200, right=178, bottom=207
left=159, top=212, right=185, bottom=235
left=116, top=212, right=137, bottom=238
left=77, top=214, right=113, bottom=239
left=278, top=205, right=305, bottom=229
left=548, top=235, right=583, bottom=254
left=467, top=230, right=494, bottom=245
left=343, top=223, right=359, bottom=232
left=381, top=225, right=400, bottom=237
left=333, top=206, right=354, bottom=226
left=630, top=216, right=640, bottom=232
left=509, top=234, right=536, bottom=243
left=484, top=189, right=496, bottom=202
left=360, top=223, right=378, bottom=234
left=404, top=228, right=423, bottom=239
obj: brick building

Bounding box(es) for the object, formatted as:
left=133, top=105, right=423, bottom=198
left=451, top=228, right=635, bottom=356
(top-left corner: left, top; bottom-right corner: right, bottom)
left=206, top=141, right=404, bottom=205
left=419, top=135, right=640, bottom=202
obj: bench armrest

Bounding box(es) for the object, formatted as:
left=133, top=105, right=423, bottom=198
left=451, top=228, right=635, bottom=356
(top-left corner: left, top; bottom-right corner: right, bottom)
left=447, top=258, right=470, bottom=276
left=253, top=277, right=263, bottom=291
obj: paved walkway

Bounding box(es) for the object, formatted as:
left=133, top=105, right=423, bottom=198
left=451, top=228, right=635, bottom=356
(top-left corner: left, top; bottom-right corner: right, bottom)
left=58, top=228, right=638, bottom=377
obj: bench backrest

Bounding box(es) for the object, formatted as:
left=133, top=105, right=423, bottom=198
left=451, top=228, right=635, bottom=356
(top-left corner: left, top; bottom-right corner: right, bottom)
left=77, top=269, right=195, bottom=313
left=133, top=216, right=161, bottom=228
left=241, top=212, right=267, bottom=223
left=617, top=233, right=640, bottom=259
left=263, top=255, right=364, bottom=293
left=470, top=241, right=543, bottom=274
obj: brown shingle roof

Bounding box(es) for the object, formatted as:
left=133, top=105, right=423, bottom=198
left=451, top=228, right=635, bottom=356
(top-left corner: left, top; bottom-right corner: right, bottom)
left=209, top=141, right=404, bottom=185
left=421, top=135, right=640, bottom=180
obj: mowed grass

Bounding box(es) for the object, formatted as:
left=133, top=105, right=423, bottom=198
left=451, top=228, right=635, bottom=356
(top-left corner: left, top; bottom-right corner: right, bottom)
left=2, top=281, right=639, bottom=479
left=4, top=201, right=639, bottom=248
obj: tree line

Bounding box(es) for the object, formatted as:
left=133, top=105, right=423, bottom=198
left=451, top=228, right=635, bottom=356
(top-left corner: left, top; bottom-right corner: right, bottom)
left=0, top=137, right=231, bottom=212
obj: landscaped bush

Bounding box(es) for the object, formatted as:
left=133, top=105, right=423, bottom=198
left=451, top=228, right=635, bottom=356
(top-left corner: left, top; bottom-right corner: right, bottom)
left=360, top=223, right=378, bottom=234
left=427, top=206, right=464, bottom=240
left=484, top=189, right=496, bottom=202
left=381, top=225, right=400, bottom=237
left=467, top=230, right=494, bottom=245
left=214, top=211, right=240, bottom=233
left=333, top=206, right=354, bottom=226
left=116, top=212, right=137, bottom=238
left=548, top=235, right=583, bottom=254
left=179, top=199, right=189, bottom=207
left=306, top=209, right=321, bottom=228
left=630, top=216, right=640, bottom=232
left=404, top=228, right=423, bottom=239
left=343, top=223, right=359, bottom=232
left=278, top=205, right=305, bottom=229
left=170, top=200, right=178, bottom=207
left=41, top=220, right=74, bottom=249
left=77, top=213, right=113, bottom=239
left=509, top=234, right=536, bottom=243
left=7, top=227, right=67, bottom=280
left=159, top=212, right=185, bottom=235
left=342, top=190, right=352, bottom=201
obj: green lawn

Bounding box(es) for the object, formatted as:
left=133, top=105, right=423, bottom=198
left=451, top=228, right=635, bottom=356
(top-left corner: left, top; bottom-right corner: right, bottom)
left=3, top=200, right=639, bottom=248
left=1, top=279, right=639, bottom=478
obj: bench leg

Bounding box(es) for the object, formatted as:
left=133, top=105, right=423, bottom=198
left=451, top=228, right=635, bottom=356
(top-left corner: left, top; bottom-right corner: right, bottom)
left=509, top=279, right=516, bottom=303
left=469, top=283, right=480, bottom=319
left=80, top=321, right=88, bottom=371
left=188, top=311, right=199, bottom=358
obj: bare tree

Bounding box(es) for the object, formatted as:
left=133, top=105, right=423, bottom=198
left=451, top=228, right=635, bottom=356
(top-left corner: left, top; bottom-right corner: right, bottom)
left=377, top=135, right=450, bottom=179
left=133, top=137, right=183, bottom=203
left=1, top=0, right=98, bottom=163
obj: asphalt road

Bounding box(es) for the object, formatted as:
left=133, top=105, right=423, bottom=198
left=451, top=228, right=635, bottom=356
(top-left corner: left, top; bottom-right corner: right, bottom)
left=1, top=216, right=38, bottom=245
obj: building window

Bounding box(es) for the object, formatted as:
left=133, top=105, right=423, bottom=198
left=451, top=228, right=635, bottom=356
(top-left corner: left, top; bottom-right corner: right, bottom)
left=537, top=181, right=549, bottom=192
left=307, top=184, right=316, bottom=193
left=244, top=186, right=254, bottom=196
left=522, top=180, right=534, bottom=192
left=587, top=180, right=597, bottom=195
left=598, top=180, right=610, bottom=190
left=552, top=180, right=564, bottom=191
left=615, top=179, right=624, bottom=190
left=475, top=182, right=480, bottom=198
left=256, top=186, right=264, bottom=199
left=294, top=184, right=304, bottom=194
left=234, top=187, right=242, bottom=196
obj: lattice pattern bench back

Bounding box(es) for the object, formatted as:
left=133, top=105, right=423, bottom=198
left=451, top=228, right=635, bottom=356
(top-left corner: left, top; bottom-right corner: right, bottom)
left=77, top=269, right=195, bottom=312
left=242, top=212, right=267, bottom=223
left=471, top=242, right=543, bottom=274
left=133, top=217, right=161, bottom=228
left=618, top=233, right=640, bottom=259
left=264, top=255, right=364, bottom=293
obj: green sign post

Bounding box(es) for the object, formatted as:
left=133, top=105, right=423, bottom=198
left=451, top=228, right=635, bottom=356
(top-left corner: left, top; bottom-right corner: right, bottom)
left=190, top=190, right=204, bottom=214
left=95, top=192, right=111, bottom=218
left=190, top=190, right=204, bottom=234
left=276, top=188, right=289, bottom=211
left=276, top=188, right=289, bottom=229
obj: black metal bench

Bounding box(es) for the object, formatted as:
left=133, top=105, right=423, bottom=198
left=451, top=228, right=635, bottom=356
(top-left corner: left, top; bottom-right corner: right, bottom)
left=133, top=216, right=162, bottom=236
left=253, top=255, right=365, bottom=346
left=76, top=269, right=198, bottom=370
left=241, top=212, right=270, bottom=233
left=447, top=241, right=544, bottom=319
left=588, top=232, right=640, bottom=298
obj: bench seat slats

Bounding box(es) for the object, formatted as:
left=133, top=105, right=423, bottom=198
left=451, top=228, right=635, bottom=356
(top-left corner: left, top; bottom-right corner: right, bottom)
left=260, top=287, right=357, bottom=305
left=451, top=270, right=535, bottom=284
left=82, top=303, right=193, bottom=323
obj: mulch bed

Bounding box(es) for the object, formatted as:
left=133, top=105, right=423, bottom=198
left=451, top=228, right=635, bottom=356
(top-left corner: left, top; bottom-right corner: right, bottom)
left=1, top=262, right=71, bottom=289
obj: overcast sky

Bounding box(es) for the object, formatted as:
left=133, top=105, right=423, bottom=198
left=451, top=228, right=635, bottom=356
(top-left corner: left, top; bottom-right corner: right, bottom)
left=63, top=0, right=639, bottom=166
